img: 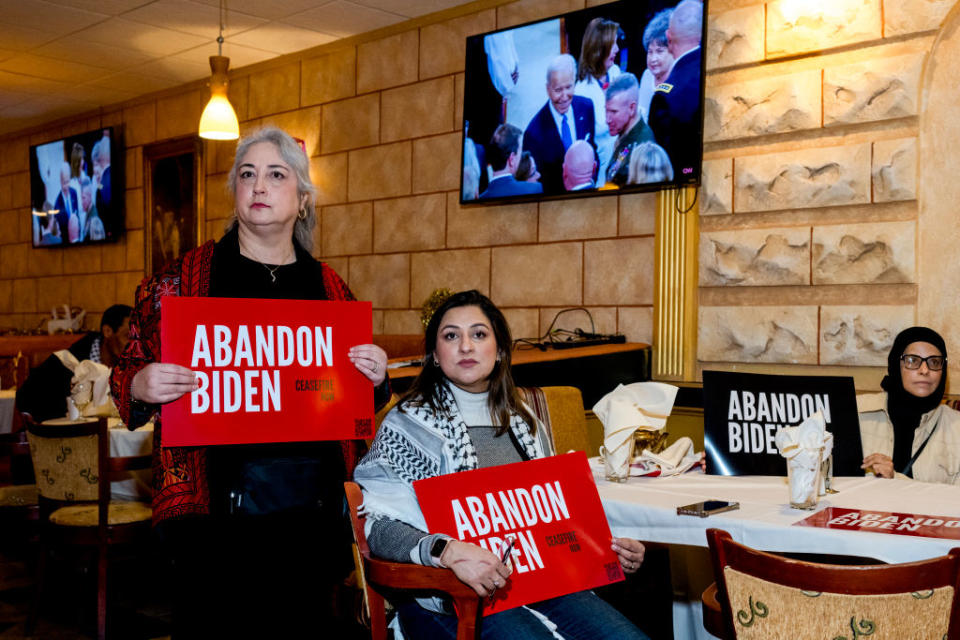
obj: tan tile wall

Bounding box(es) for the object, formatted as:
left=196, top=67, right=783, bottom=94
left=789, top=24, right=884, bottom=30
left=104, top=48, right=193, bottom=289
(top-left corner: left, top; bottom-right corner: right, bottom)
left=6, top=0, right=954, bottom=377
left=700, top=1, right=955, bottom=387
left=0, top=0, right=655, bottom=345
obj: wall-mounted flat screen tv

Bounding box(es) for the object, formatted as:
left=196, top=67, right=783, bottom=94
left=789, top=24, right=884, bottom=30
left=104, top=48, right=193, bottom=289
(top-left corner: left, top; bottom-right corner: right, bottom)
left=461, top=0, right=707, bottom=204
left=29, top=126, right=123, bottom=247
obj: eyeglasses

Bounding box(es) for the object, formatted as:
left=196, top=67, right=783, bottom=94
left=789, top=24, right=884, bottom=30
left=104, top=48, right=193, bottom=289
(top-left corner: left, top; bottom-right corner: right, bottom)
left=900, top=354, right=946, bottom=371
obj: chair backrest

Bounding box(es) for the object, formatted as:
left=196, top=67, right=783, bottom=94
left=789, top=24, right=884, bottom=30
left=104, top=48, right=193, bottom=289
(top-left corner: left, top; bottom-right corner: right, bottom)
left=522, top=386, right=589, bottom=455
left=27, top=418, right=103, bottom=502
left=374, top=393, right=400, bottom=434
left=706, top=528, right=960, bottom=640
left=25, top=417, right=150, bottom=504
left=374, top=387, right=590, bottom=456
left=345, top=480, right=390, bottom=639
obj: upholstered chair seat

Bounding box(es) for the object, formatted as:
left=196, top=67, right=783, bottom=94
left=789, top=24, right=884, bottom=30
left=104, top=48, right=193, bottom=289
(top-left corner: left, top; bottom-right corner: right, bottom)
left=49, top=501, right=152, bottom=527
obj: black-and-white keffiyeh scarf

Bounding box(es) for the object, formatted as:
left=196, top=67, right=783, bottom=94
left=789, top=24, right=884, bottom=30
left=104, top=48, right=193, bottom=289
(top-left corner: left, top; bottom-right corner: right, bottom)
left=354, top=382, right=554, bottom=620
left=374, top=382, right=540, bottom=484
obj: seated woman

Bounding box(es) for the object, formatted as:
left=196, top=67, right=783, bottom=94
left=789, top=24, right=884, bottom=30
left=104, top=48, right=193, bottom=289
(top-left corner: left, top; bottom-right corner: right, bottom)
left=859, top=326, right=960, bottom=484
left=354, top=290, right=649, bottom=640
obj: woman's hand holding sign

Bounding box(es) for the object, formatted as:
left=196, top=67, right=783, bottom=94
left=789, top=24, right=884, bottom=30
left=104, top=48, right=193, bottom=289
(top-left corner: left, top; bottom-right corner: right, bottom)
left=612, top=537, right=645, bottom=574
left=440, top=539, right=513, bottom=598
left=348, top=344, right=388, bottom=387
left=131, top=363, right=198, bottom=404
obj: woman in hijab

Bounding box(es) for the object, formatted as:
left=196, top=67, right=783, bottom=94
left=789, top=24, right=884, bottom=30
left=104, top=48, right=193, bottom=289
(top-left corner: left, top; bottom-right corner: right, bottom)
left=859, top=326, right=960, bottom=485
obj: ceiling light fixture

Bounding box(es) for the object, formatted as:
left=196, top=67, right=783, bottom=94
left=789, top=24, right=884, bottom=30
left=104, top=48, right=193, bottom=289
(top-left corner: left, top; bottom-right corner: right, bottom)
left=198, top=0, right=239, bottom=140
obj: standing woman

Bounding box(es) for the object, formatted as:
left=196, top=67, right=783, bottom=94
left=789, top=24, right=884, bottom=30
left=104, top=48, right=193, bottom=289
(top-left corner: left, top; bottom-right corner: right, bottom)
left=110, top=126, right=390, bottom=638
left=355, top=290, right=649, bottom=640
left=859, top=326, right=960, bottom=485
left=575, top=17, right=622, bottom=182
left=636, top=10, right=675, bottom=125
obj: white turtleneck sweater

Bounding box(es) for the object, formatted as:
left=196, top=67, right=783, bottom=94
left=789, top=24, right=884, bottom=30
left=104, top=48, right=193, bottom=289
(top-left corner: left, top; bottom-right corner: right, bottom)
left=366, top=384, right=524, bottom=566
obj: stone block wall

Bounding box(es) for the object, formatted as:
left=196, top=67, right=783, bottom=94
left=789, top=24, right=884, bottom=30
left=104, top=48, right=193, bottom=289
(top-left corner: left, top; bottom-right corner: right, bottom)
left=700, top=0, right=956, bottom=388
left=0, top=0, right=655, bottom=344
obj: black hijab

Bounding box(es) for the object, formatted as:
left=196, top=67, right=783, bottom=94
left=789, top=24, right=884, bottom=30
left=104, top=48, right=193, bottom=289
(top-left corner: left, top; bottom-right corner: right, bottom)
left=879, top=326, right=948, bottom=474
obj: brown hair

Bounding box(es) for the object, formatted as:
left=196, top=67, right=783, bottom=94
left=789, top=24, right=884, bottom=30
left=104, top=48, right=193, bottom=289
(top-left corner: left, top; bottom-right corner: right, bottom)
left=70, top=142, right=85, bottom=179
left=578, top=17, right=620, bottom=82
left=400, top=290, right=535, bottom=434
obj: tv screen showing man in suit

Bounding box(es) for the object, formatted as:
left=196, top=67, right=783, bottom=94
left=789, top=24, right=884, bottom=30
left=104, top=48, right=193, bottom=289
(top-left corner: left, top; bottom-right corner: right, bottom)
left=30, top=127, right=121, bottom=247
left=460, top=0, right=706, bottom=203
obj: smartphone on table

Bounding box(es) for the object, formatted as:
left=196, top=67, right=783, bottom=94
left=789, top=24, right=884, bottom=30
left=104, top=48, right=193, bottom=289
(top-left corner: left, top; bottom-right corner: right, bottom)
left=676, top=500, right=740, bottom=518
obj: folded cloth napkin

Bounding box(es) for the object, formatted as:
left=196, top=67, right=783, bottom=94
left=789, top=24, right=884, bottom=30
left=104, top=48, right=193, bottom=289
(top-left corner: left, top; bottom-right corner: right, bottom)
left=594, top=382, right=680, bottom=475
left=70, top=360, right=119, bottom=419
left=631, top=436, right=701, bottom=477
left=775, top=411, right=832, bottom=503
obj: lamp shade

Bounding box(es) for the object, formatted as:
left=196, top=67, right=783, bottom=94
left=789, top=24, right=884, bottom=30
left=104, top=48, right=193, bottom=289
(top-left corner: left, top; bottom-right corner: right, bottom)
left=199, top=55, right=239, bottom=140
left=199, top=94, right=239, bottom=140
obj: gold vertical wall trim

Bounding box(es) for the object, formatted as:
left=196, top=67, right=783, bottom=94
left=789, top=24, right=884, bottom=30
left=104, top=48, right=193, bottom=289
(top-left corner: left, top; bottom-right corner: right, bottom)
left=653, top=186, right=699, bottom=381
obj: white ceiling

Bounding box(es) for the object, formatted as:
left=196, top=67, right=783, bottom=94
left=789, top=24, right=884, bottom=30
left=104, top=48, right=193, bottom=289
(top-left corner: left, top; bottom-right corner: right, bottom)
left=0, top=0, right=475, bottom=136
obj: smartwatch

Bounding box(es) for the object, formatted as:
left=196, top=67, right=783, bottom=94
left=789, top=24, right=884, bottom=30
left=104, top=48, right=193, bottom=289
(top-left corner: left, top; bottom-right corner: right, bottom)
left=430, top=537, right=450, bottom=566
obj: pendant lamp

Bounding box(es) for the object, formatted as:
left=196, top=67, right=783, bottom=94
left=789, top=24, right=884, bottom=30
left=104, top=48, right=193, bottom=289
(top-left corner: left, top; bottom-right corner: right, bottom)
left=198, top=0, right=239, bottom=140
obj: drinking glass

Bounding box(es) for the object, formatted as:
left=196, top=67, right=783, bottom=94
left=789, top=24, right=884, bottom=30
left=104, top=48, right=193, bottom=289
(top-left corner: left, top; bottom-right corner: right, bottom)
left=787, top=447, right=822, bottom=510
left=601, top=439, right=634, bottom=483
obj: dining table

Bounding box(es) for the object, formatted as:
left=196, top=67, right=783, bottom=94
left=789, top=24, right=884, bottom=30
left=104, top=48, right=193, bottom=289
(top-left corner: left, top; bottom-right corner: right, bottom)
left=592, top=460, right=960, bottom=639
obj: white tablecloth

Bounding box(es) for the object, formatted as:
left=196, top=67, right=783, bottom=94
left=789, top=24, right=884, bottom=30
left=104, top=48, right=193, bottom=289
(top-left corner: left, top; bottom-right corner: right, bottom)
left=0, top=389, right=15, bottom=434
left=593, top=459, right=960, bottom=640
left=595, top=462, right=960, bottom=563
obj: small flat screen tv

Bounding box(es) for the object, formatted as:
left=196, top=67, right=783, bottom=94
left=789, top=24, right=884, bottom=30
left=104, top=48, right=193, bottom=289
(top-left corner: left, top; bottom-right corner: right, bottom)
left=461, top=0, right=707, bottom=204
left=29, top=126, right=123, bottom=247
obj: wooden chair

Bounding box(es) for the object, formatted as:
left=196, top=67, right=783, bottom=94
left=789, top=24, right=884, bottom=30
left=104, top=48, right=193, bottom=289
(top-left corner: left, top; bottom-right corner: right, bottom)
left=349, top=386, right=589, bottom=638
left=0, top=423, right=39, bottom=517
left=344, top=481, right=482, bottom=640
left=24, top=416, right=152, bottom=640
left=705, top=528, right=960, bottom=639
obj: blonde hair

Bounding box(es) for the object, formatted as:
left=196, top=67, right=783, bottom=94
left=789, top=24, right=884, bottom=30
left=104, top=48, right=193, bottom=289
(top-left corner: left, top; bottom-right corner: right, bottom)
left=627, top=142, right=673, bottom=184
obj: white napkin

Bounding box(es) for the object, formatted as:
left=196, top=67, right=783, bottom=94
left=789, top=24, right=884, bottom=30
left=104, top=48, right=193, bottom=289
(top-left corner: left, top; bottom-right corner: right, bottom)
left=594, top=382, right=680, bottom=475
left=775, top=411, right=830, bottom=503
left=631, top=436, right=700, bottom=477
left=70, top=360, right=119, bottom=418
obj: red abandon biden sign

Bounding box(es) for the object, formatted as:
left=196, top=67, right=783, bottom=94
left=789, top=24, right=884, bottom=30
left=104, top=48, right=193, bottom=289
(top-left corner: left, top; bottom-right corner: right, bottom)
left=160, top=296, right=373, bottom=446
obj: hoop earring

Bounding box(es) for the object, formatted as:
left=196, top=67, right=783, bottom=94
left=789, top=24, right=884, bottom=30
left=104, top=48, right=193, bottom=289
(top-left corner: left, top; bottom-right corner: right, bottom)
left=297, top=207, right=307, bottom=221
left=432, top=356, right=440, bottom=368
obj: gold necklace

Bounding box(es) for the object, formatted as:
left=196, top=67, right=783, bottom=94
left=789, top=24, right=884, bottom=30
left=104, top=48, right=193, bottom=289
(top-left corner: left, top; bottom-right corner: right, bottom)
left=240, top=239, right=294, bottom=283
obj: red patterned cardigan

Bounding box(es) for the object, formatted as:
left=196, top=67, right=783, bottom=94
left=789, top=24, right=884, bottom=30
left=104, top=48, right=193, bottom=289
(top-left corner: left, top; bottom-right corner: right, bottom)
left=110, top=239, right=368, bottom=525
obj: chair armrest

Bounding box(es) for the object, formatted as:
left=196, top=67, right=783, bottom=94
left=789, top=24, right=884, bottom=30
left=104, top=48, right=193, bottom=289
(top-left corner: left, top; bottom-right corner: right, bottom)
left=366, top=557, right=477, bottom=597
left=365, top=555, right=483, bottom=638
